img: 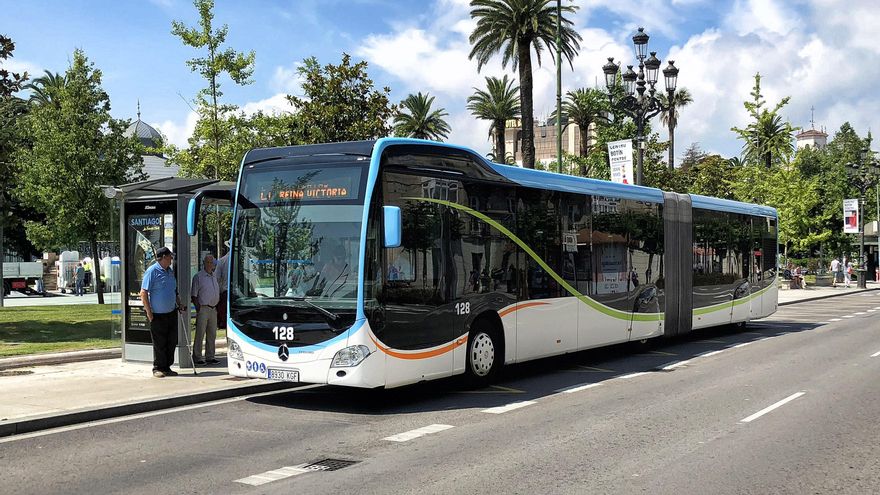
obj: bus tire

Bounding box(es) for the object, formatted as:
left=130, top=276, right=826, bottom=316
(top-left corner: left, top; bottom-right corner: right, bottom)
left=465, top=321, right=502, bottom=386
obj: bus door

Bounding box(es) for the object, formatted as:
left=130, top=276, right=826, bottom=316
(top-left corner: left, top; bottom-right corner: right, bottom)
left=516, top=189, right=577, bottom=360
left=749, top=218, right=765, bottom=319
left=730, top=214, right=752, bottom=323
left=381, top=172, right=456, bottom=385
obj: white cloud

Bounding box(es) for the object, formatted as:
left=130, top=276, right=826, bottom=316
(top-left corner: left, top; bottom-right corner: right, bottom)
left=270, top=63, right=304, bottom=95
left=152, top=111, right=198, bottom=148
left=3, top=58, right=43, bottom=81
left=239, top=93, right=291, bottom=116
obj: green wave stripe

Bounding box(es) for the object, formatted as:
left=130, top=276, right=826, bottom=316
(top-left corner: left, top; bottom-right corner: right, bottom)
left=692, top=282, right=776, bottom=316
left=405, top=196, right=660, bottom=322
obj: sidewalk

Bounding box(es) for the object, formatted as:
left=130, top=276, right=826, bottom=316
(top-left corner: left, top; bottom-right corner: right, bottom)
left=0, top=356, right=297, bottom=437
left=2, top=283, right=875, bottom=438
left=777, top=280, right=878, bottom=306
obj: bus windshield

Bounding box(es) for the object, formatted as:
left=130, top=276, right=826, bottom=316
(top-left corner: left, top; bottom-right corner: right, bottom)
left=230, top=164, right=365, bottom=320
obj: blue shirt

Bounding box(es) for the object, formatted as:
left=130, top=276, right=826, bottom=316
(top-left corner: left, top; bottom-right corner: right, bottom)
left=141, top=263, right=177, bottom=314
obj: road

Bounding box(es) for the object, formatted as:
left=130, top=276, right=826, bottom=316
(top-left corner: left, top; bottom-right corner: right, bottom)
left=3, top=292, right=880, bottom=494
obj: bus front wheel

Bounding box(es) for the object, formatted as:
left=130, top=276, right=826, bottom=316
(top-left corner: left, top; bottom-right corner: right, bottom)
left=466, top=323, right=502, bottom=386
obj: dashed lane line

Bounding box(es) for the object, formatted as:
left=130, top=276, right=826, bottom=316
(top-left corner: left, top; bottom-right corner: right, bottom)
left=731, top=342, right=753, bottom=348
left=843, top=315, right=855, bottom=318
left=384, top=424, right=454, bottom=442
left=871, top=350, right=880, bottom=358
left=481, top=401, right=537, bottom=414
left=829, top=318, right=843, bottom=321
left=617, top=372, right=650, bottom=379
left=700, top=350, right=725, bottom=358
left=235, top=464, right=313, bottom=486
left=855, top=312, right=867, bottom=315
left=740, top=392, right=806, bottom=423
left=661, top=360, right=692, bottom=371
left=556, top=382, right=602, bottom=394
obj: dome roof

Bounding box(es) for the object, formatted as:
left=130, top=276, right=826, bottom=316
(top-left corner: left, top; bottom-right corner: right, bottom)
left=125, top=119, right=163, bottom=148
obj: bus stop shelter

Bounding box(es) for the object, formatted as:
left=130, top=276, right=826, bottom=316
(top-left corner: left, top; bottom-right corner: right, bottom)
left=114, top=177, right=234, bottom=366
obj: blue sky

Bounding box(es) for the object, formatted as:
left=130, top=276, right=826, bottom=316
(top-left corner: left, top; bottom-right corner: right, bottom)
left=3, top=0, right=877, bottom=160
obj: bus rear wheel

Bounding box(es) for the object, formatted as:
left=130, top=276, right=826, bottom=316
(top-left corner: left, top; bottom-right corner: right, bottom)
left=466, top=323, right=501, bottom=386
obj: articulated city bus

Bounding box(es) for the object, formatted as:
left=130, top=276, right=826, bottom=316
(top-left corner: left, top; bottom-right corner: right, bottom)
left=187, top=138, right=777, bottom=389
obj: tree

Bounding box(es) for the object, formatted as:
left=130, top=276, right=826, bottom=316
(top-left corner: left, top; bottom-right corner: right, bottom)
left=287, top=54, right=396, bottom=143
left=393, top=92, right=451, bottom=141
left=679, top=142, right=708, bottom=170
left=171, top=0, right=255, bottom=180
left=15, top=50, right=144, bottom=304
left=467, top=75, right=520, bottom=161
left=731, top=73, right=798, bottom=168
left=1, top=34, right=27, bottom=96
left=550, top=87, right=608, bottom=175
left=23, top=71, right=66, bottom=107
left=469, top=0, right=581, bottom=169
left=658, top=87, right=692, bottom=169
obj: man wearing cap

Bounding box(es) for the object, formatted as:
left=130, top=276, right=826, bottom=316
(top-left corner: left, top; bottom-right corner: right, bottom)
left=191, top=254, right=220, bottom=365
left=139, top=246, right=184, bottom=378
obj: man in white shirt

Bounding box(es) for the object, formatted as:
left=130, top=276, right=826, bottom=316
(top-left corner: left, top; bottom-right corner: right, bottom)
left=191, top=254, right=220, bottom=365
left=830, top=257, right=840, bottom=287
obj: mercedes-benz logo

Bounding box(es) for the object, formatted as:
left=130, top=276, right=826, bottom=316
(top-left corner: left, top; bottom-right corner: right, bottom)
left=278, top=344, right=289, bottom=361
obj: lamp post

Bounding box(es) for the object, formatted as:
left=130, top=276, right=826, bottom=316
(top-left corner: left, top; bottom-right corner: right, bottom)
left=602, top=27, right=679, bottom=186
left=846, top=148, right=880, bottom=289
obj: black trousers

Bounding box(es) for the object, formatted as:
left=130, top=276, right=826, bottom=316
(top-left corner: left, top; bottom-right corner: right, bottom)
left=150, top=311, right=178, bottom=372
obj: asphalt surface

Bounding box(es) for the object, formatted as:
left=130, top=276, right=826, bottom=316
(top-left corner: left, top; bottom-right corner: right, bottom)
left=3, top=291, right=880, bottom=495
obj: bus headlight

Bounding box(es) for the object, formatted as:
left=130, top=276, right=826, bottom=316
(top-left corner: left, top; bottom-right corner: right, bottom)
left=331, top=345, right=371, bottom=367
left=228, top=338, right=244, bottom=360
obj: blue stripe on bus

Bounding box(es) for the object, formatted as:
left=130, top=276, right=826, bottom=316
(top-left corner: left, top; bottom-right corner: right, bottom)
left=490, top=163, right=667, bottom=203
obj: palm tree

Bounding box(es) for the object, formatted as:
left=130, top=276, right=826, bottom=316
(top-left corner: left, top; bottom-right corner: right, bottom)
left=393, top=92, right=451, bottom=141
left=550, top=87, right=607, bottom=175
left=735, top=111, right=797, bottom=168
left=24, top=70, right=66, bottom=107
left=659, top=87, right=693, bottom=170
left=469, top=0, right=581, bottom=169
left=467, top=75, right=520, bottom=163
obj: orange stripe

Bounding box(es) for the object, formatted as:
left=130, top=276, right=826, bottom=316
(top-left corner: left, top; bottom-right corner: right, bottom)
left=498, top=301, right=550, bottom=318
left=370, top=334, right=469, bottom=360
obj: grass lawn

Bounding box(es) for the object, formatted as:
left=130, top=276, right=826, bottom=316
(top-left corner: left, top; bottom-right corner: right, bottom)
left=0, top=305, right=227, bottom=358
left=0, top=305, right=118, bottom=357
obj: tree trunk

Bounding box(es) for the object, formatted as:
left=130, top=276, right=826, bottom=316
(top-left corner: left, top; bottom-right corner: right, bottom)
left=765, top=151, right=772, bottom=168
left=494, top=120, right=506, bottom=163
left=578, top=119, right=590, bottom=176
left=90, top=236, right=104, bottom=305
left=668, top=117, right=675, bottom=170
left=517, top=39, right=536, bottom=169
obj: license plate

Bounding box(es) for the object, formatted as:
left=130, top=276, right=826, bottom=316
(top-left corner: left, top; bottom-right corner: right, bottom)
left=267, top=368, right=300, bottom=382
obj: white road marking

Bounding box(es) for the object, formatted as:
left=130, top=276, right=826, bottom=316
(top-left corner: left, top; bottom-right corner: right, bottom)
left=829, top=318, right=843, bottom=321
left=700, top=350, right=724, bottom=358
left=661, top=360, right=692, bottom=370
left=732, top=342, right=753, bottom=348
left=481, top=401, right=537, bottom=414
left=868, top=310, right=877, bottom=313
left=617, top=372, right=650, bottom=379
left=0, top=383, right=324, bottom=444
left=235, top=464, right=312, bottom=486
left=557, top=382, right=602, bottom=394
left=855, top=312, right=867, bottom=315
left=383, top=424, right=454, bottom=442
left=874, top=307, right=880, bottom=310
left=740, top=392, right=806, bottom=423
left=843, top=315, right=855, bottom=318
left=871, top=350, right=880, bottom=358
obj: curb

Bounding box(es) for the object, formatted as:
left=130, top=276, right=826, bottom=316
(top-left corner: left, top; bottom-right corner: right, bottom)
left=0, top=380, right=301, bottom=438
left=779, top=287, right=878, bottom=306
left=0, top=340, right=227, bottom=371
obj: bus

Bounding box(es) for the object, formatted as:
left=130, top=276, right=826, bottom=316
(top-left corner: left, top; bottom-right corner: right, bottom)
left=187, top=138, right=777, bottom=389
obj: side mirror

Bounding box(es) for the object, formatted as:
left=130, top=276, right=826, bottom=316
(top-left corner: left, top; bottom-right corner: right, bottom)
left=383, top=206, right=402, bottom=248
left=187, top=188, right=235, bottom=237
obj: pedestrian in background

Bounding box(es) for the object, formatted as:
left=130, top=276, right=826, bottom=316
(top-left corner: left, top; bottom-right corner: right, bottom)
left=830, top=257, right=840, bottom=288
left=139, top=246, right=184, bottom=378
left=74, top=262, right=85, bottom=296
left=216, top=242, right=230, bottom=331
left=191, top=254, right=220, bottom=365
left=844, top=258, right=853, bottom=288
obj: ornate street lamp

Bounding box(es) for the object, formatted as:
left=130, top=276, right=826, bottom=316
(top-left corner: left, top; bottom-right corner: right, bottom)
left=602, top=27, right=679, bottom=186
left=846, top=148, right=880, bottom=288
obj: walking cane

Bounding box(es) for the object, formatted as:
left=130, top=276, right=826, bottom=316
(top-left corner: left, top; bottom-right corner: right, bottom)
left=178, top=309, right=198, bottom=376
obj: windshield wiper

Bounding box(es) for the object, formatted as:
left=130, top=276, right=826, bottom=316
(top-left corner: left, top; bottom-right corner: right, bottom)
left=288, top=296, right=339, bottom=321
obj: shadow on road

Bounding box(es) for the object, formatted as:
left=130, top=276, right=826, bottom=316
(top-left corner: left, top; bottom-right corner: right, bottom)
left=248, top=315, right=822, bottom=415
